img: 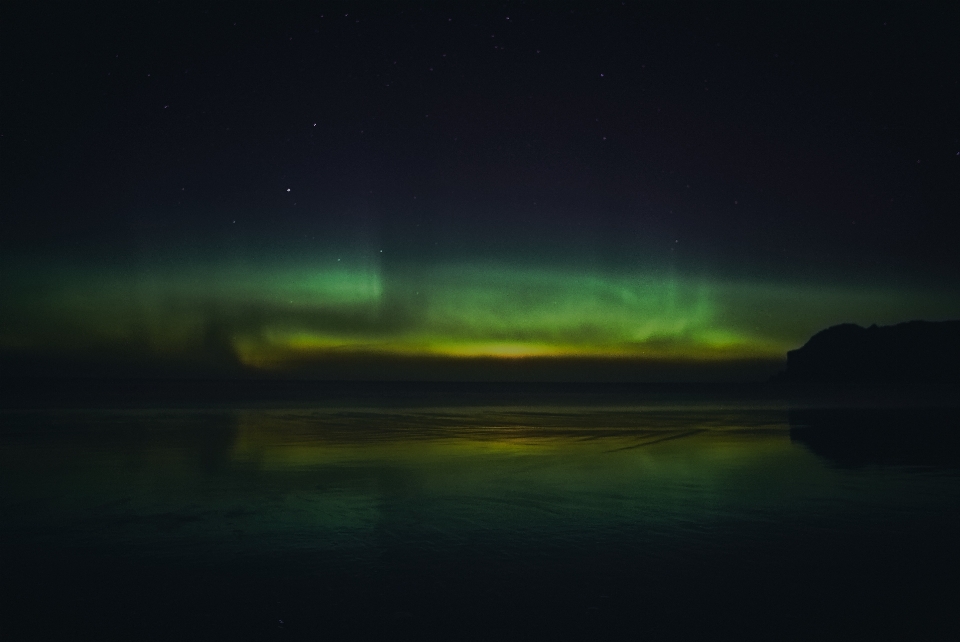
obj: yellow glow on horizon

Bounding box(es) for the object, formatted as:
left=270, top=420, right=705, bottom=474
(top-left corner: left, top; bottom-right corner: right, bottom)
left=231, top=328, right=785, bottom=371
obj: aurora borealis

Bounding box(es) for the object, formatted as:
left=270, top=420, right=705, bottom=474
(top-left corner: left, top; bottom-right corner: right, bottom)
left=3, top=2, right=959, bottom=381
left=4, top=249, right=957, bottom=379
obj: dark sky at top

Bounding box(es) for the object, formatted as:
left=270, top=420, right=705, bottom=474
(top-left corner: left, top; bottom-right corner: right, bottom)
left=2, top=1, right=959, bottom=380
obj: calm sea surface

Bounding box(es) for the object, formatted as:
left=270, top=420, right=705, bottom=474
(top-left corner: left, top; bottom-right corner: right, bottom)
left=2, top=385, right=958, bottom=640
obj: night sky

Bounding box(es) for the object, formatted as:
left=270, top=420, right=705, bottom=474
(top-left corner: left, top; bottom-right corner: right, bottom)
left=2, top=1, right=959, bottom=381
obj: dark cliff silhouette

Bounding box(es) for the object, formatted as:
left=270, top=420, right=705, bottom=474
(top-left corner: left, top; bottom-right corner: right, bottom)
left=775, top=320, right=960, bottom=384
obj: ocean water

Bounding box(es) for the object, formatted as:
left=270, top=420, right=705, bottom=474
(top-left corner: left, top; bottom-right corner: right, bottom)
left=1, top=385, right=958, bottom=640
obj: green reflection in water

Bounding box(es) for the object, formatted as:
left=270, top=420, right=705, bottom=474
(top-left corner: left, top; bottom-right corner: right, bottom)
left=1, top=407, right=952, bottom=566
left=3, top=404, right=959, bottom=642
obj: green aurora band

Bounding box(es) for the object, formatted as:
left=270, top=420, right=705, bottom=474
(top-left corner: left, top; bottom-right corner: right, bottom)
left=3, top=250, right=958, bottom=380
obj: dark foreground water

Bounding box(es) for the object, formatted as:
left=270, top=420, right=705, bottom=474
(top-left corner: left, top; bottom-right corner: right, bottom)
left=2, top=384, right=958, bottom=640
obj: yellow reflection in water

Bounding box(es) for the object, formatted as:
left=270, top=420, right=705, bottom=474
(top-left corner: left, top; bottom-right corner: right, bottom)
left=0, top=407, right=826, bottom=557
left=227, top=409, right=796, bottom=492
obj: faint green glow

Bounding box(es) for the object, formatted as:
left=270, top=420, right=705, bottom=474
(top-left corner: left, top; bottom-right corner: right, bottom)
left=227, top=264, right=783, bottom=367
left=2, top=254, right=958, bottom=377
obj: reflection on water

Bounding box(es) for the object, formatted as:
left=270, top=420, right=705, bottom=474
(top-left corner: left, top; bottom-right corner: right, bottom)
left=790, top=407, right=960, bottom=468
left=2, top=404, right=959, bottom=640
left=2, top=409, right=788, bottom=556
